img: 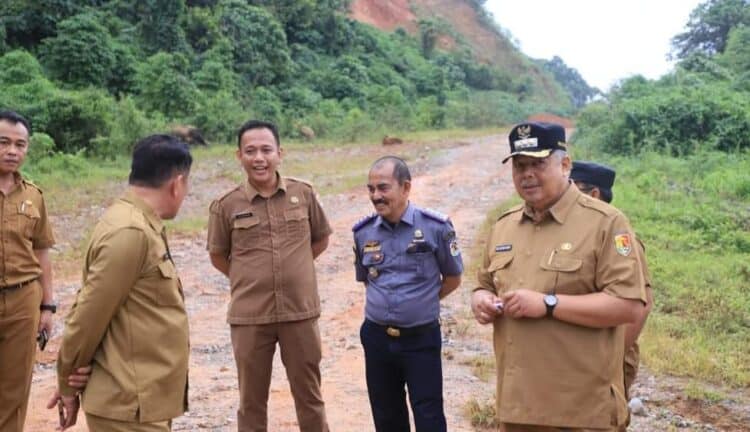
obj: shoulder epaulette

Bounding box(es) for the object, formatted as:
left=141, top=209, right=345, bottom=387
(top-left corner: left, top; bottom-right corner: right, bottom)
left=216, top=184, right=243, bottom=203
left=421, top=207, right=449, bottom=223
left=352, top=213, right=377, bottom=232
left=21, top=179, right=43, bottom=194
left=497, top=204, right=523, bottom=221
left=578, top=194, right=616, bottom=216
left=285, top=176, right=313, bottom=189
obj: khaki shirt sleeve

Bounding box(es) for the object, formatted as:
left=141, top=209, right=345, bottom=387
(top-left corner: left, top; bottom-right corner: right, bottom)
left=475, top=226, right=497, bottom=294
left=207, top=200, right=230, bottom=256
left=57, top=228, right=148, bottom=396
left=596, top=213, right=646, bottom=302
left=308, top=190, right=332, bottom=242
left=32, top=195, right=55, bottom=249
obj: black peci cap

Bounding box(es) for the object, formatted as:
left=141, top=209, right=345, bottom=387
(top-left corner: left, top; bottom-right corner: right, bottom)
left=503, top=122, right=567, bottom=163
left=570, top=161, right=616, bottom=203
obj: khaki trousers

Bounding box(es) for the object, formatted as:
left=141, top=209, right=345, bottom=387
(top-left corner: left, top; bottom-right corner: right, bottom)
left=231, top=318, right=328, bottom=432
left=0, top=281, right=41, bottom=432
left=501, top=424, right=617, bottom=432
left=86, top=413, right=171, bottom=431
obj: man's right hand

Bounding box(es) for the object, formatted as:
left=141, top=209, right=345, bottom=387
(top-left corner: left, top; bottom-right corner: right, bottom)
left=471, top=290, right=504, bottom=325
left=47, top=390, right=80, bottom=431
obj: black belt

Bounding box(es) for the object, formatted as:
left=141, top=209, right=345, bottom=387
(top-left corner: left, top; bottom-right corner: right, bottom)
left=0, top=278, right=38, bottom=293
left=367, top=319, right=439, bottom=338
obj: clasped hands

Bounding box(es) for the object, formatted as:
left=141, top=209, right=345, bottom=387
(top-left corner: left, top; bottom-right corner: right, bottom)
left=471, top=289, right=547, bottom=324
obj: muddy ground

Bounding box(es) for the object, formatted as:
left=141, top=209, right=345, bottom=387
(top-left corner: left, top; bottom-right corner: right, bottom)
left=24, top=135, right=749, bottom=431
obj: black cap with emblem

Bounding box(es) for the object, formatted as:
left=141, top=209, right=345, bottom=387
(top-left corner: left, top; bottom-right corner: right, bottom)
left=503, top=122, right=567, bottom=163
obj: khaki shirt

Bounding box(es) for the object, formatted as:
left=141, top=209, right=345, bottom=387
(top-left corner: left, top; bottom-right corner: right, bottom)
left=207, top=175, right=332, bottom=325
left=0, top=175, right=55, bottom=286
left=57, top=192, right=189, bottom=422
left=477, top=185, right=646, bottom=429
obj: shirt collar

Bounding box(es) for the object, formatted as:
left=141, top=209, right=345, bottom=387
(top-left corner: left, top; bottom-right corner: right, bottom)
left=243, top=172, right=286, bottom=200
left=521, top=183, right=578, bottom=224
left=375, top=201, right=415, bottom=229
left=121, top=190, right=164, bottom=233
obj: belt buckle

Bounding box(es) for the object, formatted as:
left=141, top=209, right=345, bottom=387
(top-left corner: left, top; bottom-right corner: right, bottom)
left=386, top=327, right=401, bottom=337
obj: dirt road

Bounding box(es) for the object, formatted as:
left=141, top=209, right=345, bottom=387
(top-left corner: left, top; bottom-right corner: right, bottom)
left=23, top=135, right=749, bottom=431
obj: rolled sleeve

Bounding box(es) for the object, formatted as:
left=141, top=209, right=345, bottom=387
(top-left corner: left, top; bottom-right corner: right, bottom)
left=596, top=214, right=647, bottom=303
left=353, top=233, right=367, bottom=282
left=207, top=200, right=230, bottom=256
left=32, top=196, right=55, bottom=249
left=57, top=228, right=147, bottom=396
left=308, top=190, right=332, bottom=242
left=435, top=222, right=463, bottom=277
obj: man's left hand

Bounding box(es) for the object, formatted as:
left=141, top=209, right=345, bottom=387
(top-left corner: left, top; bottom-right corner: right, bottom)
left=502, top=290, right=546, bottom=319
left=38, top=310, right=53, bottom=335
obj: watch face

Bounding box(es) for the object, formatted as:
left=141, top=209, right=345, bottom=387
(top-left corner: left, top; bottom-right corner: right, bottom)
left=544, top=295, right=558, bottom=307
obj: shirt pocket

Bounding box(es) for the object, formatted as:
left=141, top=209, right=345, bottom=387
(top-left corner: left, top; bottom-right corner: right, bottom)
left=538, top=250, right=585, bottom=294
left=488, top=253, right=514, bottom=294
left=232, top=215, right=261, bottom=249
left=284, top=208, right=309, bottom=239
left=405, top=243, right=436, bottom=278
left=154, top=261, right=183, bottom=306
left=17, top=202, right=40, bottom=239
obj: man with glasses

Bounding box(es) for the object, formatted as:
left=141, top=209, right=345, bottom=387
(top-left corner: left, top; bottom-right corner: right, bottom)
left=471, top=122, right=646, bottom=431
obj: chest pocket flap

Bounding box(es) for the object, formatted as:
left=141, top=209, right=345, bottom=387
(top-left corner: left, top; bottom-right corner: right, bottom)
left=488, top=253, right=514, bottom=272
left=155, top=261, right=182, bottom=306
left=233, top=216, right=260, bottom=229
left=539, top=253, right=583, bottom=272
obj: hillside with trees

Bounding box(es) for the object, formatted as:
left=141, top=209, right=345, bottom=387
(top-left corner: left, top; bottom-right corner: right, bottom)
left=0, top=0, right=577, bottom=157
left=572, top=0, right=750, bottom=390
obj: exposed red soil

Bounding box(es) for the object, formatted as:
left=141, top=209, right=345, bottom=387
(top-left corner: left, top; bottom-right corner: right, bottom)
left=349, top=0, right=418, bottom=32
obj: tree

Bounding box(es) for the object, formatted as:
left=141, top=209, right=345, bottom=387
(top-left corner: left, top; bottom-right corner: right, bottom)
left=134, top=52, right=200, bottom=118
left=218, top=0, right=291, bottom=85
left=670, top=0, right=750, bottom=59
left=719, top=24, right=750, bottom=73
left=541, top=56, right=599, bottom=109
left=39, top=12, right=116, bottom=88
left=134, top=0, right=188, bottom=54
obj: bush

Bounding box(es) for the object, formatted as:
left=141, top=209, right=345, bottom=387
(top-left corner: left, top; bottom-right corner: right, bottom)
left=191, top=91, right=247, bottom=144
left=39, top=12, right=116, bottom=88
left=28, top=132, right=56, bottom=163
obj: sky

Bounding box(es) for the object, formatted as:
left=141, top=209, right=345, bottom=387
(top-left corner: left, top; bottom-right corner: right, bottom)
left=484, top=0, right=704, bottom=91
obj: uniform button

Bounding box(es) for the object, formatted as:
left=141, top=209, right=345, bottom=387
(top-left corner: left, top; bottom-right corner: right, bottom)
left=526, top=251, right=531, bottom=256
left=535, top=226, right=541, bottom=231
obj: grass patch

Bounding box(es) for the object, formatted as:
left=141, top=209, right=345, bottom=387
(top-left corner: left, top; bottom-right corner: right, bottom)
left=166, top=216, right=208, bottom=235
left=592, top=151, right=750, bottom=387
left=461, top=354, right=495, bottom=382
left=463, top=398, right=499, bottom=429
left=684, top=381, right=726, bottom=403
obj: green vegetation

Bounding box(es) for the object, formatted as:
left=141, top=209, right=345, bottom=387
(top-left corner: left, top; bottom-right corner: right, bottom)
left=1, top=0, right=573, bottom=158
left=572, top=0, right=750, bottom=387
left=463, top=398, right=498, bottom=429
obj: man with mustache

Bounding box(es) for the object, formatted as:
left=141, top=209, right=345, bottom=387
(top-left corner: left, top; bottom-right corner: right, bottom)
left=353, top=156, right=463, bottom=432
left=471, top=123, right=646, bottom=431
left=207, top=120, right=332, bottom=432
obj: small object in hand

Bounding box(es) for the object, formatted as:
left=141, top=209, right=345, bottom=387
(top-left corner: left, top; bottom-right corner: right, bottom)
left=37, top=329, right=48, bottom=351
left=57, top=398, right=64, bottom=427
left=494, top=301, right=504, bottom=311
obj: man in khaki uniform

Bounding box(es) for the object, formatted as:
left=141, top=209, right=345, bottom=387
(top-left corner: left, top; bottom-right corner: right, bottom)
left=471, top=122, right=646, bottom=432
left=207, top=120, right=332, bottom=432
left=570, top=161, right=654, bottom=429
left=50, top=134, right=192, bottom=431
left=0, top=110, right=56, bottom=431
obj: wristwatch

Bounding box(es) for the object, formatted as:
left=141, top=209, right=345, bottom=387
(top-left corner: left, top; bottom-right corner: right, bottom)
left=40, top=303, right=57, bottom=313
left=543, top=294, right=558, bottom=318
